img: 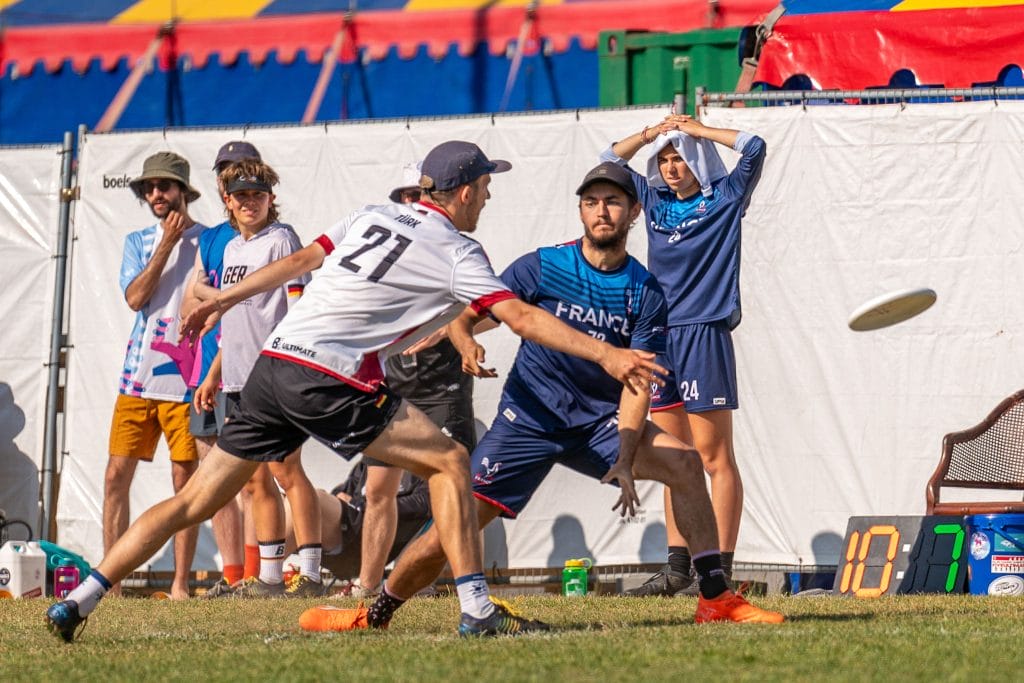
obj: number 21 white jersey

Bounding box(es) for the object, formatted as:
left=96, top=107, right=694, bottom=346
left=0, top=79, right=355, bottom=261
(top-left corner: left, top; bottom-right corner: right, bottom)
left=262, top=202, right=514, bottom=392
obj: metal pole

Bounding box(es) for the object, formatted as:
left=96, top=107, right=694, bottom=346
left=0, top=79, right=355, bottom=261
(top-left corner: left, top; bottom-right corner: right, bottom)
left=40, top=130, right=76, bottom=541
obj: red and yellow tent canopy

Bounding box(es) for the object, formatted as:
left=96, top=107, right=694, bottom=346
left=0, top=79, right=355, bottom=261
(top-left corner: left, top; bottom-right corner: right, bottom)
left=0, top=0, right=776, bottom=75
left=755, top=0, right=1024, bottom=89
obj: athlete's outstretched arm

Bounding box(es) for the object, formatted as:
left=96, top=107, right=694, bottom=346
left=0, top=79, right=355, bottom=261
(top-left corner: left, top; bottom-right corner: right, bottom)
left=449, top=307, right=498, bottom=378
left=600, top=386, right=650, bottom=517
left=488, top=298, right=665, bottom=394
left=402, top=310, right=499, bottom=356
left=180, top=242, right=326, bottom=342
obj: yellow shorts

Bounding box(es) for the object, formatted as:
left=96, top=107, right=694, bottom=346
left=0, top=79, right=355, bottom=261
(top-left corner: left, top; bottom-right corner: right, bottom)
left=108, top=394, right=198, bottom=462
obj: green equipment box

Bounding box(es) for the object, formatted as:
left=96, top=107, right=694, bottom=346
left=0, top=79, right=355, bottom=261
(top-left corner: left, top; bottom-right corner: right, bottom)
left=598, top=28, right=743, bottom=114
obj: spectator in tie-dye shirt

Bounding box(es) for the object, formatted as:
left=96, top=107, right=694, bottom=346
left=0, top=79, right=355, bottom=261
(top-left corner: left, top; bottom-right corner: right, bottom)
left=105, top=151, right=207, bottom=600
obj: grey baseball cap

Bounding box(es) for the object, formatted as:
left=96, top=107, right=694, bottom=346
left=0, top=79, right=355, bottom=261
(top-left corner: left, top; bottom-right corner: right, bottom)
left=575, top=162, right=638, bottom=202
left=419, top=141, right=511, bottom=192
left=213, top=141, right=261, bottom=170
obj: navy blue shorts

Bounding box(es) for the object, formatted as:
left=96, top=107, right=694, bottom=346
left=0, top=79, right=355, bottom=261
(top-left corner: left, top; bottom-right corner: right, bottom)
left=471, top=412, right=620, bottom=518
left=650, top=320, right=737, bottom=414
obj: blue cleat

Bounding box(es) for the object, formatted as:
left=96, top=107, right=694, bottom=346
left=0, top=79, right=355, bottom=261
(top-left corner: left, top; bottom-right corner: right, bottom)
left=46, top=600, right=87, bottom=643
left=458, top=597, right=550, bottom=637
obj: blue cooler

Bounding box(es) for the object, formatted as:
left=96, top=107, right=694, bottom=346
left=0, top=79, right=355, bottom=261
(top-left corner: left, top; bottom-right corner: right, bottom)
left=966, top=514, right=1024, bottom=595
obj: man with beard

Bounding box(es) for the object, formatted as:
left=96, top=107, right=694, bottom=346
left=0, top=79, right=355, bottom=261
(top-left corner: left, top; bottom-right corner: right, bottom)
left=339, top=162, right=783, bottom=629
left=103, top=152, right=207, bottom=599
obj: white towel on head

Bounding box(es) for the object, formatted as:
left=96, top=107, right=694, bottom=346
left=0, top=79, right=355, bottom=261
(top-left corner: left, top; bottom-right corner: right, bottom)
left=645, top=131, right=727, bottom=198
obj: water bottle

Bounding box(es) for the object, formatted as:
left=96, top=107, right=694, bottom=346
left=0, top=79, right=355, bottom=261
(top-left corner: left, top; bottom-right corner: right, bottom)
left=562, top=558, right=592, bottom=596
left=54, top=558, right=80, bottom=599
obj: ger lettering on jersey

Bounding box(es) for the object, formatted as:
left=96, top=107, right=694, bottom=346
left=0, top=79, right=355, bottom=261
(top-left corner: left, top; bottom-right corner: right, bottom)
left=219, top=222, right=309, bottom=393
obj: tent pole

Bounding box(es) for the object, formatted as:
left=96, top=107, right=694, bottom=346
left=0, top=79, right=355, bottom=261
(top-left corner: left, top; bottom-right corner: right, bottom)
left=302, top=13, right=352, bottom=124
left=499, top=0, right=539, bottom=113
left=40, top=129, right=76, bottom=542
left=95, top=23, right=172, bottom=133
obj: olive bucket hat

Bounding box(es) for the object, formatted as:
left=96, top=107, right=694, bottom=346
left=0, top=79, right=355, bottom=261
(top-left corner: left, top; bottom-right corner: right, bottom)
left=129, top=151, right=201, bottom=203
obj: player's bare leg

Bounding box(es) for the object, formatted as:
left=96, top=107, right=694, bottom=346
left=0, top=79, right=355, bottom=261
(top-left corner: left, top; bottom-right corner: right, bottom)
left=386, top=499, right=501, bottom=599
left=362, top=403, right=481, bottom=580
left=358, top=465, right=403, bottom=593
left=268, top=450, right=324, bottom=595
left=101, top=449, right=255, bottom=588
left=102, top=455, right=139, bottom=597
left=47, top=448, right=259, bottom=641
left=169, top=459, right=199, bottom=599
left=631, top=422, right=782, bottom=623
left=307, top=402, right=546, bottom=635
left=688, top=409, right=742, bottom=552
left=196, top=435, right=244, bottom=585
left=631, top=423, right=717, bottom=553
left=233, top=463, right=289, bottom=597
left=633, top=406, right=743, bottom=596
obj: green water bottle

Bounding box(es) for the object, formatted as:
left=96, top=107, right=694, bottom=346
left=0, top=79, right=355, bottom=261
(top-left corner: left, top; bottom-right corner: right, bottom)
left=562, top=558, right=592, bottom=596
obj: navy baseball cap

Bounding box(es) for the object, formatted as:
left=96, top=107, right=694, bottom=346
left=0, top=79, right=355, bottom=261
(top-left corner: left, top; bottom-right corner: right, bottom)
left=213, top=141, right=261, bottom=170
left=575, top=162, right=638, bottom=202
left=419, top=141, right=511, bottom=192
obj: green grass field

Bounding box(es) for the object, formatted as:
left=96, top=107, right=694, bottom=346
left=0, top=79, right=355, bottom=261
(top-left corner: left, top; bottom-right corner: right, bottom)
left=2, top=593, right=1021, bottom=681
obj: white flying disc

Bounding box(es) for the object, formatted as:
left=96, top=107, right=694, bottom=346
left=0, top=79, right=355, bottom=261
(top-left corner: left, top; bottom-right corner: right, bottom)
left=848, top=287, right=937, bottom=332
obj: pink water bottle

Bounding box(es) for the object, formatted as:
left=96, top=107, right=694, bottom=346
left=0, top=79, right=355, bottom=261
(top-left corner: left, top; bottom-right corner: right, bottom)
left=54, top=558, right=80, bottom=598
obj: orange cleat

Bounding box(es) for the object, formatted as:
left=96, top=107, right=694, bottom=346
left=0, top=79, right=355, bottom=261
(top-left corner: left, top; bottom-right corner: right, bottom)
left=694, top=591, right=785, bottom=624
left=299, top=604, right=373, bottom=632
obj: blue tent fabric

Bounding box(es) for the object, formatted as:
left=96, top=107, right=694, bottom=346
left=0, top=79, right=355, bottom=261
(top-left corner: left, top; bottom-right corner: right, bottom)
left=781, top=0, right=900, bottom=14
left=0, top=40, right=596, bottom=144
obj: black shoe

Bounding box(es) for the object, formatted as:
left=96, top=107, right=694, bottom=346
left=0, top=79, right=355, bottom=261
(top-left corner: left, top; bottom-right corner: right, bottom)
left=46, top=600, right=87, bottom=643
left=624, top=564, right=695, bottom=597
left=458, top=597, right=550, bottom=637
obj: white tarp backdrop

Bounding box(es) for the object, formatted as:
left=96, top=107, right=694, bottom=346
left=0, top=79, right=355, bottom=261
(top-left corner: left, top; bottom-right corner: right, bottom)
left=52, top=101, right=1024, bottom=573
left=0, top=145, right=62, bottom=538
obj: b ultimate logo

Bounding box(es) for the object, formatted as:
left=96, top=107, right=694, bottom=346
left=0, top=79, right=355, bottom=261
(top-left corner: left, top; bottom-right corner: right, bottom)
left=103, top=174, right=133, bottom=190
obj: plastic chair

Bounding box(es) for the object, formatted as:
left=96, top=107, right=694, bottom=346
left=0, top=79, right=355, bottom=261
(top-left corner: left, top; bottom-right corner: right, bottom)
left=926, top=389, right=1024, bottom=514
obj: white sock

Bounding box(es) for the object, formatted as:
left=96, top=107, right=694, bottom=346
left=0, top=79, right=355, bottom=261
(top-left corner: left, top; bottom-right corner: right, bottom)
left=297, top=545, right=322, bottom=582
left=67, top=574, right=109, bottom=617
left=258, top=540, right=285, bottom=584
left=454, top=573, right=494, bottom=619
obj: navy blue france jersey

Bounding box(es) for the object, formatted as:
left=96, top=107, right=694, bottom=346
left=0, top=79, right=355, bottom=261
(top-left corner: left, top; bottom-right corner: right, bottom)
left=496, top=240, right=668, bottom=431
left=612, top=133, right=766, bottom=328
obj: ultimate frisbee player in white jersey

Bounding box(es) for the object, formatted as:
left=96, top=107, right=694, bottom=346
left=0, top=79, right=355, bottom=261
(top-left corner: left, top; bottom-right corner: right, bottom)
left=47, top=140, right=664, bottom=641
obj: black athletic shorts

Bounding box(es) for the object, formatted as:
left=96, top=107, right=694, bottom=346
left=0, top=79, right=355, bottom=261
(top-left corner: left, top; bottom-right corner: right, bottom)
left=217, top=355, right=402, bottom=462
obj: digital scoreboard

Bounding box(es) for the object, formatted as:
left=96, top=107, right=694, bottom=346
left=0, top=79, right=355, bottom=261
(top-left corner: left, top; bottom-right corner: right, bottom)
left=833, top=515, right=968, bottom=597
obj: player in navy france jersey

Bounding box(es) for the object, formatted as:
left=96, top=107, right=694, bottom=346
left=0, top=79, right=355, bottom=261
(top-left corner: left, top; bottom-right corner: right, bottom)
left=602, top=114, right=766, bottom=595
left=375, top=162, right=783, bottom=626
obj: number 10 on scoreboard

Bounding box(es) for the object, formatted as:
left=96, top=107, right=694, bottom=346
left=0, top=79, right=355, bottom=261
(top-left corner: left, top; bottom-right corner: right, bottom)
left=832, top=516, right=968, bottom=597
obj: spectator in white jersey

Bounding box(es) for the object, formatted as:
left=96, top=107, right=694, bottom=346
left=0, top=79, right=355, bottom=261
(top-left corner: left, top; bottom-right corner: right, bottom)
left=47, top=140, right=663, bottom=641
left=338, top=161, right=478, bottom=600
left=192, top=158, right=325, bottom=598
left=179, top=141, right=262, bottom=591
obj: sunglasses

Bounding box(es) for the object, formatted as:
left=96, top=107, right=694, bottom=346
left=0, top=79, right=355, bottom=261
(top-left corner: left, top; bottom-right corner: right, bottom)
left=142, top=179, right=175, bottom=195
left=399, top=189, right=422, bottom=203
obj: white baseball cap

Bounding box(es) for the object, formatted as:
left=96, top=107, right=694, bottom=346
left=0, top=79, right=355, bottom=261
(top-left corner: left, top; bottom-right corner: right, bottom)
left=389, top=162, right=423, bottom=202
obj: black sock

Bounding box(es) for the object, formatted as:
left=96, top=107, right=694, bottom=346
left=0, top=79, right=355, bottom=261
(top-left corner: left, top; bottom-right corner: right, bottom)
left=367, top=587, right=405, bottom=628
left=720, top=552, right=734, bottom=579
left=668, top=546, right=691, bottom=576
left=693, top=553, right=729, bottom=599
